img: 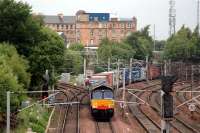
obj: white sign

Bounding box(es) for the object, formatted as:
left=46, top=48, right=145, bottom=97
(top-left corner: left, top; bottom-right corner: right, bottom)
left=188, top=103, right=196, bottom=112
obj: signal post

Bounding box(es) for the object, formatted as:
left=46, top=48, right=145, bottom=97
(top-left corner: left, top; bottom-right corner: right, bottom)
left=161, top=75, right=177, bottom=133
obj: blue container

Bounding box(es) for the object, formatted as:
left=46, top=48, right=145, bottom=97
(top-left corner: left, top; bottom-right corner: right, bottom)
left=131, top=67, right=142, bottom=81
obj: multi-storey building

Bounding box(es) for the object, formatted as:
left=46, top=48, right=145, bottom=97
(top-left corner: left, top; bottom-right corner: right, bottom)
left=43, top=10, right=137, bottom=47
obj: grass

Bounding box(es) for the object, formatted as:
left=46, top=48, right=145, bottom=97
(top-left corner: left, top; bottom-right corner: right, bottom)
left=11, top=103, right=52, bottom=133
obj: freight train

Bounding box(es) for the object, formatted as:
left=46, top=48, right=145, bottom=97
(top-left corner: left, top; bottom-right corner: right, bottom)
left=87, top=63, right=161, bottom=88
left=88, top=63, right=161, bottom=119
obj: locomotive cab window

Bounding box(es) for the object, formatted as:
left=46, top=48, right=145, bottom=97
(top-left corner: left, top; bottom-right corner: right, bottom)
left=103, top=90, right=113, bottom=99
left=92, top=91, right=103, bottom=99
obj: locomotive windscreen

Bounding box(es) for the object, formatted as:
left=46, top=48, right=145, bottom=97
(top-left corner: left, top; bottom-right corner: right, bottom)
left=92, top=91, right=103, bottom=99
left=92, top=90, right=113, bottom=99
left=104, top=90, right=113, bottom=99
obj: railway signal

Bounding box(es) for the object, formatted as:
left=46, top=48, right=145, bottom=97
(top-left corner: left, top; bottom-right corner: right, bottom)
left=42, top=70, right=49, bottom=99
left=161, top=75, right=177, bottom=133
left=161, top=75, right=177, bottom=118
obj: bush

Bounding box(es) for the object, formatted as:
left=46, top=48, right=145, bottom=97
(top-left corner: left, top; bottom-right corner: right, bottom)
left=0, top=43, right=30, bottom=125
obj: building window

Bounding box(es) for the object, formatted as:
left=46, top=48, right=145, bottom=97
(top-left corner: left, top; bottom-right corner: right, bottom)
left=103, top=23, right=107, bottom=28
left=77, top=30, right=80, bottom=37
left=70, top=25, right=73, bottom=29
left=66, top=25, right=68, bottom=29
left=90, top=29, right=94, bottom=36
left=90, top=39, right=94, bottom=45
left=99, top=23, right=103, bottom=28
left=127, top=23, right=132, bottom=28
left=57, top=24, right=59, bottom=29
left=112, top=23, right=115, bottom=28
left=61, top=24, right=64, bottom=29
left=121, top=23, right=124, bottom=28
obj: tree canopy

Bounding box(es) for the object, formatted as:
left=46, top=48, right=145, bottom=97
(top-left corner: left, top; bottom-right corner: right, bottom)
left=125, top=25, right=153, bottom=59
left=164, top=25, right=200, bottom=62
left=28, top=27, right=65, bottom=87
left=0, top=0, right=65, bottom=88
left=0, top=43, right=30, bottom=119
left=97, top=38, right=135, bottom=62
left=68, top=43, right=84, bottom=51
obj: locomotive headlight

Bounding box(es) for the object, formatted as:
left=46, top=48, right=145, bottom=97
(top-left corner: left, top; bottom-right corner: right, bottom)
left=92, top=104, right=98, bottom=108
left=108, top=103, right=114, bottom=108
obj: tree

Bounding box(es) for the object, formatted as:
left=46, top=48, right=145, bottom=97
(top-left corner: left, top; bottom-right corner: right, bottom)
left=0, top=43, right=30, bottom=124
left=125, top=25, right=153, bottom=60
left=97, top=38, right=135, bottom=63
left=28, top=28, right=65, bottom=87
left=97, top=38, right=113, bottom=62
left=0, top=0, right=66, bottom=88
left=68, top=43, right=84, bottom=51
left=63, top=49, right=84, bottom=75
left=155, top=40, right=165, bottom=51
left=164, top=25, right=200, bottom=61
left=0, top=0, right=43, bottom=57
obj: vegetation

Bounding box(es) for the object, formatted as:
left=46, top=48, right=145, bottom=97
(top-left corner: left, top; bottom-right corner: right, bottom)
left=97, top=26, right=154, bottom=63
left=97, top=38, right=135, bottom=62
left=28, top=27, right=65, bottom=87
left=125, top=25, right=153, bottom=60
left=63, top=43, right=84, bottom=75
left=68, top=43, right=84, bottom=51
left=0, top=43, right=30, bottom=125
left=0, top=0, right=64, bottom=130
left=164, top=25, right=200, bottom=62
left=0, top=0, right=65, bottom=88
left=155, top=40, right=166, bottom=51
left=14, top=104, right=50, bottom=133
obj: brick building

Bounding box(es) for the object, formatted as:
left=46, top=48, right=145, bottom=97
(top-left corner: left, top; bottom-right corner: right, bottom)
left=43, top=10, right=137, bottom=47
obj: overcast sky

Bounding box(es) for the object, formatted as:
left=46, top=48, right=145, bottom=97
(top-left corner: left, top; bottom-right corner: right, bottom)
left=16, top=0, right=198, bottom=40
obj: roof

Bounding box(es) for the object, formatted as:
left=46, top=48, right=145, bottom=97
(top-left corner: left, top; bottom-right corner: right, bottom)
left=119, top=18, right=133, bottom=21
left=43, top=15, right=76, bottom=24
left=92, top=85, right=113, bottom=91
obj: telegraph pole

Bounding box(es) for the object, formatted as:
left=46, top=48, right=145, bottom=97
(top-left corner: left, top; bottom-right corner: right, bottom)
left=108, top=58, right=111, bottom=72
left=164, top=60, right=167, bottom=76
left=153, top=24, right=156, bottom=51
left=146, top=56, right=149, bottom=83
left=116, top=59, right=120, bottom=90
left=129, top=58, right=133, bottom=85
left=52, top=66, right=55, bottom=91
left=197, top=0, right=200, bottom=34
left=84, top=57, right=87, bottom=79
left=191, top=65, right=194, bottom=99
left=7, top=91, right=10, bottom=133
left=122, top=68, right=126, bottom=108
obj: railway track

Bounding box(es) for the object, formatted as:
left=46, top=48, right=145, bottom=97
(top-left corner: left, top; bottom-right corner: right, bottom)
left=47, top=82, right=87, bottom=133
left=127, top=80, right=200, bottom=133
left=127, top=81, right=161, bottom=133
left=152, top=82, right=200, bottom=133
left=95, top=121, right=115, bottom=133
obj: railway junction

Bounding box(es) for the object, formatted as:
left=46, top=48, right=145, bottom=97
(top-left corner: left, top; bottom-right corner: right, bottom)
left=6, top=61, right=199, bottom=133
left=2, top=0, right=200, bottom=133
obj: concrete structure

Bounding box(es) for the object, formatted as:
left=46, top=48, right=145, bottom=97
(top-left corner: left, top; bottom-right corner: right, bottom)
left=43, top=10, right=137, bottom=47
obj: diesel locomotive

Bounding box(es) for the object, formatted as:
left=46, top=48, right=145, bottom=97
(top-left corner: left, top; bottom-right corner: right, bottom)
left=90, top=85, right=114, bottom=119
